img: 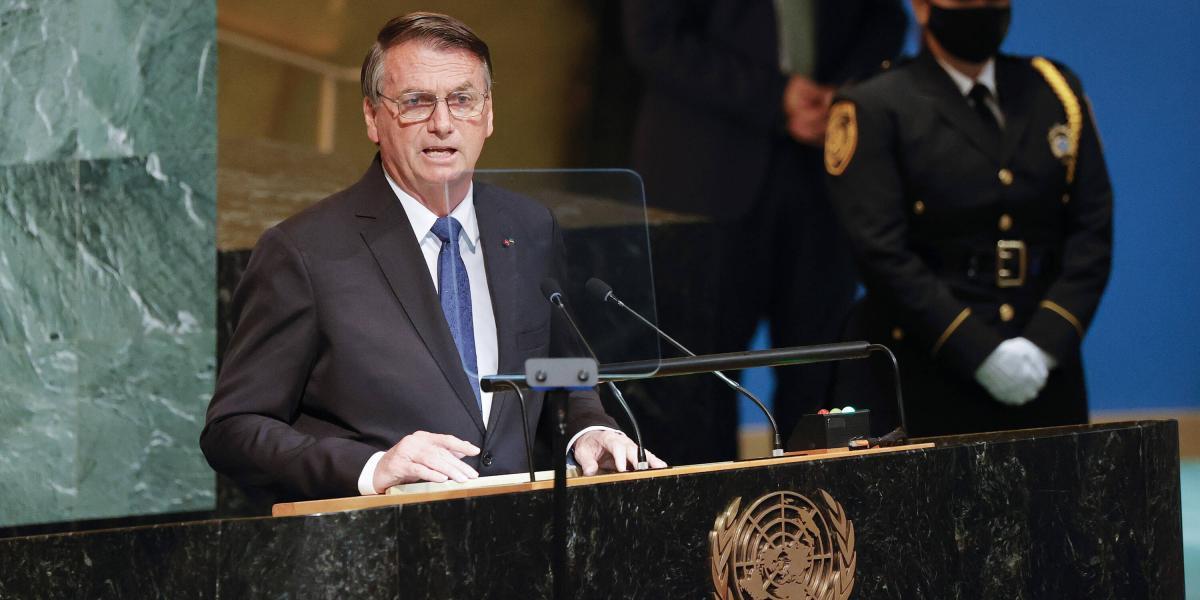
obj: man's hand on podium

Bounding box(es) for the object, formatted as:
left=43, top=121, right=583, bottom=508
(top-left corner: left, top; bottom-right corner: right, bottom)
left=573, top=430, right=667, bottom=476
left=372, top=431, right=481, bottom=492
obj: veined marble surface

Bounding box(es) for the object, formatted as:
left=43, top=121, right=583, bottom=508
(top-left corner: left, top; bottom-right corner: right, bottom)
left=0, top=0, right=215, bottom=165
left=0, top=0, right=215, bottom=527
left=0, top=0, right=78, bottom=164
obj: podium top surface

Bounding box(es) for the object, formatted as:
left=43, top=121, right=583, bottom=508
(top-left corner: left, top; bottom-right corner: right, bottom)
left=268, top=419, right=1183, bottom=518
left=271, top=443, right=934, bottom=517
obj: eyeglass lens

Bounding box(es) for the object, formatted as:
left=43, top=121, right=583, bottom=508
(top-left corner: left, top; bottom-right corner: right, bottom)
left=394, top=91, right=486, bottom=120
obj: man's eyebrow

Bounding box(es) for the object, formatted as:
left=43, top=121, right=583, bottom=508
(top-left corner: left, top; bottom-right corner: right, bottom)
left=394, top=81, right=482, bottom=95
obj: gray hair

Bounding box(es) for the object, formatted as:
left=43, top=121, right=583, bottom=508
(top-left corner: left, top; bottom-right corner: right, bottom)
left=360, top=12, right=493, bottom=105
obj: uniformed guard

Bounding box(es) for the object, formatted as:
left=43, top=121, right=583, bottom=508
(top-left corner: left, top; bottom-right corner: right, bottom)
left=824, top=0, right=1113, bottom=437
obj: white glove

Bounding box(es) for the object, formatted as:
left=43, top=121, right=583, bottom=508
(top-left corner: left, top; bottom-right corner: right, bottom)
left=1017, top=337, right=1058, bottom=371
left=974, top=337, right=1051, bottom=406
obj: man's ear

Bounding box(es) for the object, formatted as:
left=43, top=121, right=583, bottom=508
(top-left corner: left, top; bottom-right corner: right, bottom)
left=485, top=93, right=494, bottom=139
left=363, top=97, right=381, bottom=144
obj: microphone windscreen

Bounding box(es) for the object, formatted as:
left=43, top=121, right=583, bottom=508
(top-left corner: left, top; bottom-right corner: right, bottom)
left=540, top=278, right=563, bottom=301
left=585, top=277, right=614, bottom=302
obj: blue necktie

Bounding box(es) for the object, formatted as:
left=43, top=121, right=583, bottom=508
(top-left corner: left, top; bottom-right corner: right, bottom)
left=431, top=216, right=481, bottom=410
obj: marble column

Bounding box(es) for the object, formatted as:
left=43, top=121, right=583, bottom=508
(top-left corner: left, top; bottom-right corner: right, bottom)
left=0, top=0, right=216, bottom=527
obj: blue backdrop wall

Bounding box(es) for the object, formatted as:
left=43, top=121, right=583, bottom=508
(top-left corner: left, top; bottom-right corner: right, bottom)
left=742, top=1, right=1199, bottom=426
left=1000, top=1, right=1200, bottom=410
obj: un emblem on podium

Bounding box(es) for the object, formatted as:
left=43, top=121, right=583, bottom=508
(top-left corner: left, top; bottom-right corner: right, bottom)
left=709, top=490, right=856, bottom=600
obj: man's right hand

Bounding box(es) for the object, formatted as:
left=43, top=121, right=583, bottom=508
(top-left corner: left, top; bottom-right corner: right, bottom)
left=371, top=431, right=481, bottom=493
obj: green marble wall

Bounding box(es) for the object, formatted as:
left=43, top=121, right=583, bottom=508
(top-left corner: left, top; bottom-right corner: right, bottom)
left=0, top=0, right=216, bottom=527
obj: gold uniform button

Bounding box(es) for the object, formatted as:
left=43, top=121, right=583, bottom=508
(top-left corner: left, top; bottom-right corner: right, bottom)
left=999, top=304, right=1015, bottom=322
left=881, top=59, right=892, bottom=70
left=998, top=168, right=1014, bottom=186
left=891, top=327, right=904, bottom=341
left=913, top=200, right=926, bottom=215
left=999, top=214, right=1013, bottom=232
left=1062, top=193, right=1071, bottom=205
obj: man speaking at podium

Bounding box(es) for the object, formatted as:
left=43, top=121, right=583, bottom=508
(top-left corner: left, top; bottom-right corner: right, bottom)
left=202, top=12, right=663, bottom=502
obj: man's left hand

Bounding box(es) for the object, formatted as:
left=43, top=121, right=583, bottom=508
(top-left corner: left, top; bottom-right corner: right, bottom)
left=573, top=430, right=667, bottom=476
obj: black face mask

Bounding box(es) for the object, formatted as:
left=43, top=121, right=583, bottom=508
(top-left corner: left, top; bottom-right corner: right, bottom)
left=928, top=4, right=1012, bottom=63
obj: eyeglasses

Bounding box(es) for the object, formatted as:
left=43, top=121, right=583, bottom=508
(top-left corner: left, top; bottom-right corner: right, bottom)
left=378, top=90, right=490, bottom=121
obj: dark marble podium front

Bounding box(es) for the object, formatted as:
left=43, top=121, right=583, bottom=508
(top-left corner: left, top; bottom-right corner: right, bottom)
left=0, top=421, right=1183, bottom=599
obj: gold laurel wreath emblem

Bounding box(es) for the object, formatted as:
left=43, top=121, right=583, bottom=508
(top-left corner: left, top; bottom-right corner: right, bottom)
left=824, top=101, right=858, bottom=177
left=709, top=490, right=856, bottom=600
left=709, top=497, right=741, bottom=600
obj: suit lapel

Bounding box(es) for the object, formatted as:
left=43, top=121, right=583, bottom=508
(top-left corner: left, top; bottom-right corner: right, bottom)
left=996, top=57, right=1034, bottom=166
left=355, top=158, right=486, bottom=435
left=474, top=183, right=523, bottom=431
left=912, top=52, right=1002, bottom=163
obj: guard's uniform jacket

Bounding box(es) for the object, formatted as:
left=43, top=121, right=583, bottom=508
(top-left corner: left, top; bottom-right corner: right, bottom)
left=825, top=51, right=1112, bottom=437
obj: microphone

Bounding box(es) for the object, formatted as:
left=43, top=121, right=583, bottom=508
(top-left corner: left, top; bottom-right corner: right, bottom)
left=586, top=277, right=785, bottom=457
left=540, top=278, right=650, bottom=469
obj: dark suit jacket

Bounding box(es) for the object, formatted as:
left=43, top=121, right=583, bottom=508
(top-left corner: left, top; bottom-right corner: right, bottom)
left=623, top=0, right=908, bottom=219
left=827, top=52, right=1113, bottom=436
left=201, top=156, right=617, bottom=501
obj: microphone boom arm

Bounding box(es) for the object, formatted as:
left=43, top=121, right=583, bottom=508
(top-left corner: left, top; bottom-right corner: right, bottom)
left=598, top=342, right=874, bottom=380
left=604, top=293, right=786, bottom=457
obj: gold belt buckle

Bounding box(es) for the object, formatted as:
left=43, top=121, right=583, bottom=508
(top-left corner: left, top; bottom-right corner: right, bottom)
left=996, top=240, right=1027, bottom=288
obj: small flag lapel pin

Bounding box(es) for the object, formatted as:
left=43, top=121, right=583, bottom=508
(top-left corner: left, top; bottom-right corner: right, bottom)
left=502, top=237, right=515, bottom=247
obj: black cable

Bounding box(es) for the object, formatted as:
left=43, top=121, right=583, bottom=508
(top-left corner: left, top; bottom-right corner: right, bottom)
left=867, top=344, right=908, bottom=437
left=603, top=381, right=647, bottom=468
left=500, top=381, right=536, bottom=483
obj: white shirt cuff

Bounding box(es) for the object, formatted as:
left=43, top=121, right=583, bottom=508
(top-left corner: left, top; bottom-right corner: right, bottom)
left=357, top=451, right=386, bottom=495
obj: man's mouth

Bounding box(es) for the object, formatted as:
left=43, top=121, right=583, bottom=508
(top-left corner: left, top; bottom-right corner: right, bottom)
left=422, top=146, right=458, bottom=158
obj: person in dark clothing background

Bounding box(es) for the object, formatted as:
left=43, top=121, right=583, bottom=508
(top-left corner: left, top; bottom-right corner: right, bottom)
left=622, top=0, right=908, bottom=463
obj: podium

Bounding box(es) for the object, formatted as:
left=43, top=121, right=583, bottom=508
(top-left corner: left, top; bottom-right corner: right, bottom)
left=0, top=421, right=1183, bottom=598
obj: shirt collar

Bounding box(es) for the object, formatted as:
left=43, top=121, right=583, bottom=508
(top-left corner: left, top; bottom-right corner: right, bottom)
left=935, top=55, right=998, bottom=99
left=383, top=167, right=480, bottom=251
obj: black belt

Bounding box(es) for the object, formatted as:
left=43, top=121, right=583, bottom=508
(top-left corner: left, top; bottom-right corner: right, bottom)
left=924, top=241, right=1058, bottom=288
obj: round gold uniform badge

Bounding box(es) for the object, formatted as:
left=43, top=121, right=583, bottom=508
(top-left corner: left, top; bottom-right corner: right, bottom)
left=1047, top=123, right=1074, bottom=160
left=824, top=102, right=858, bottom=177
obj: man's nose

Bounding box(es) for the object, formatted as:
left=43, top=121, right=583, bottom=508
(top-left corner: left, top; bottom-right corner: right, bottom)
left=427, top=99, right=454, bottom=135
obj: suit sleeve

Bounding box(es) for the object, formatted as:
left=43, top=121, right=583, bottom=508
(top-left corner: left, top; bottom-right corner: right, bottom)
left=1022, top=68, right=1113, bottom=361
left=827, top=92, right=1004, bottom=377
left=200, top=226, right=377, bottom=500
left=824, top=0, right=908, bottom=85
left=621, top=0, right=787, bottom=131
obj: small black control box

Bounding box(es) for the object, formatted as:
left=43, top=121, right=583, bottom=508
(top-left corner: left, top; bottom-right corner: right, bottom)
left=786, top=410, right=871, bottom=451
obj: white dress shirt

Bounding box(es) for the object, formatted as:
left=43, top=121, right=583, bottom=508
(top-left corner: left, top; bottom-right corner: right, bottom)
left=388, top=174, right=501, bottom=424
left=936, top=56, right=1006, bottom=128
left=357, top=168, right=616, bottom=495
